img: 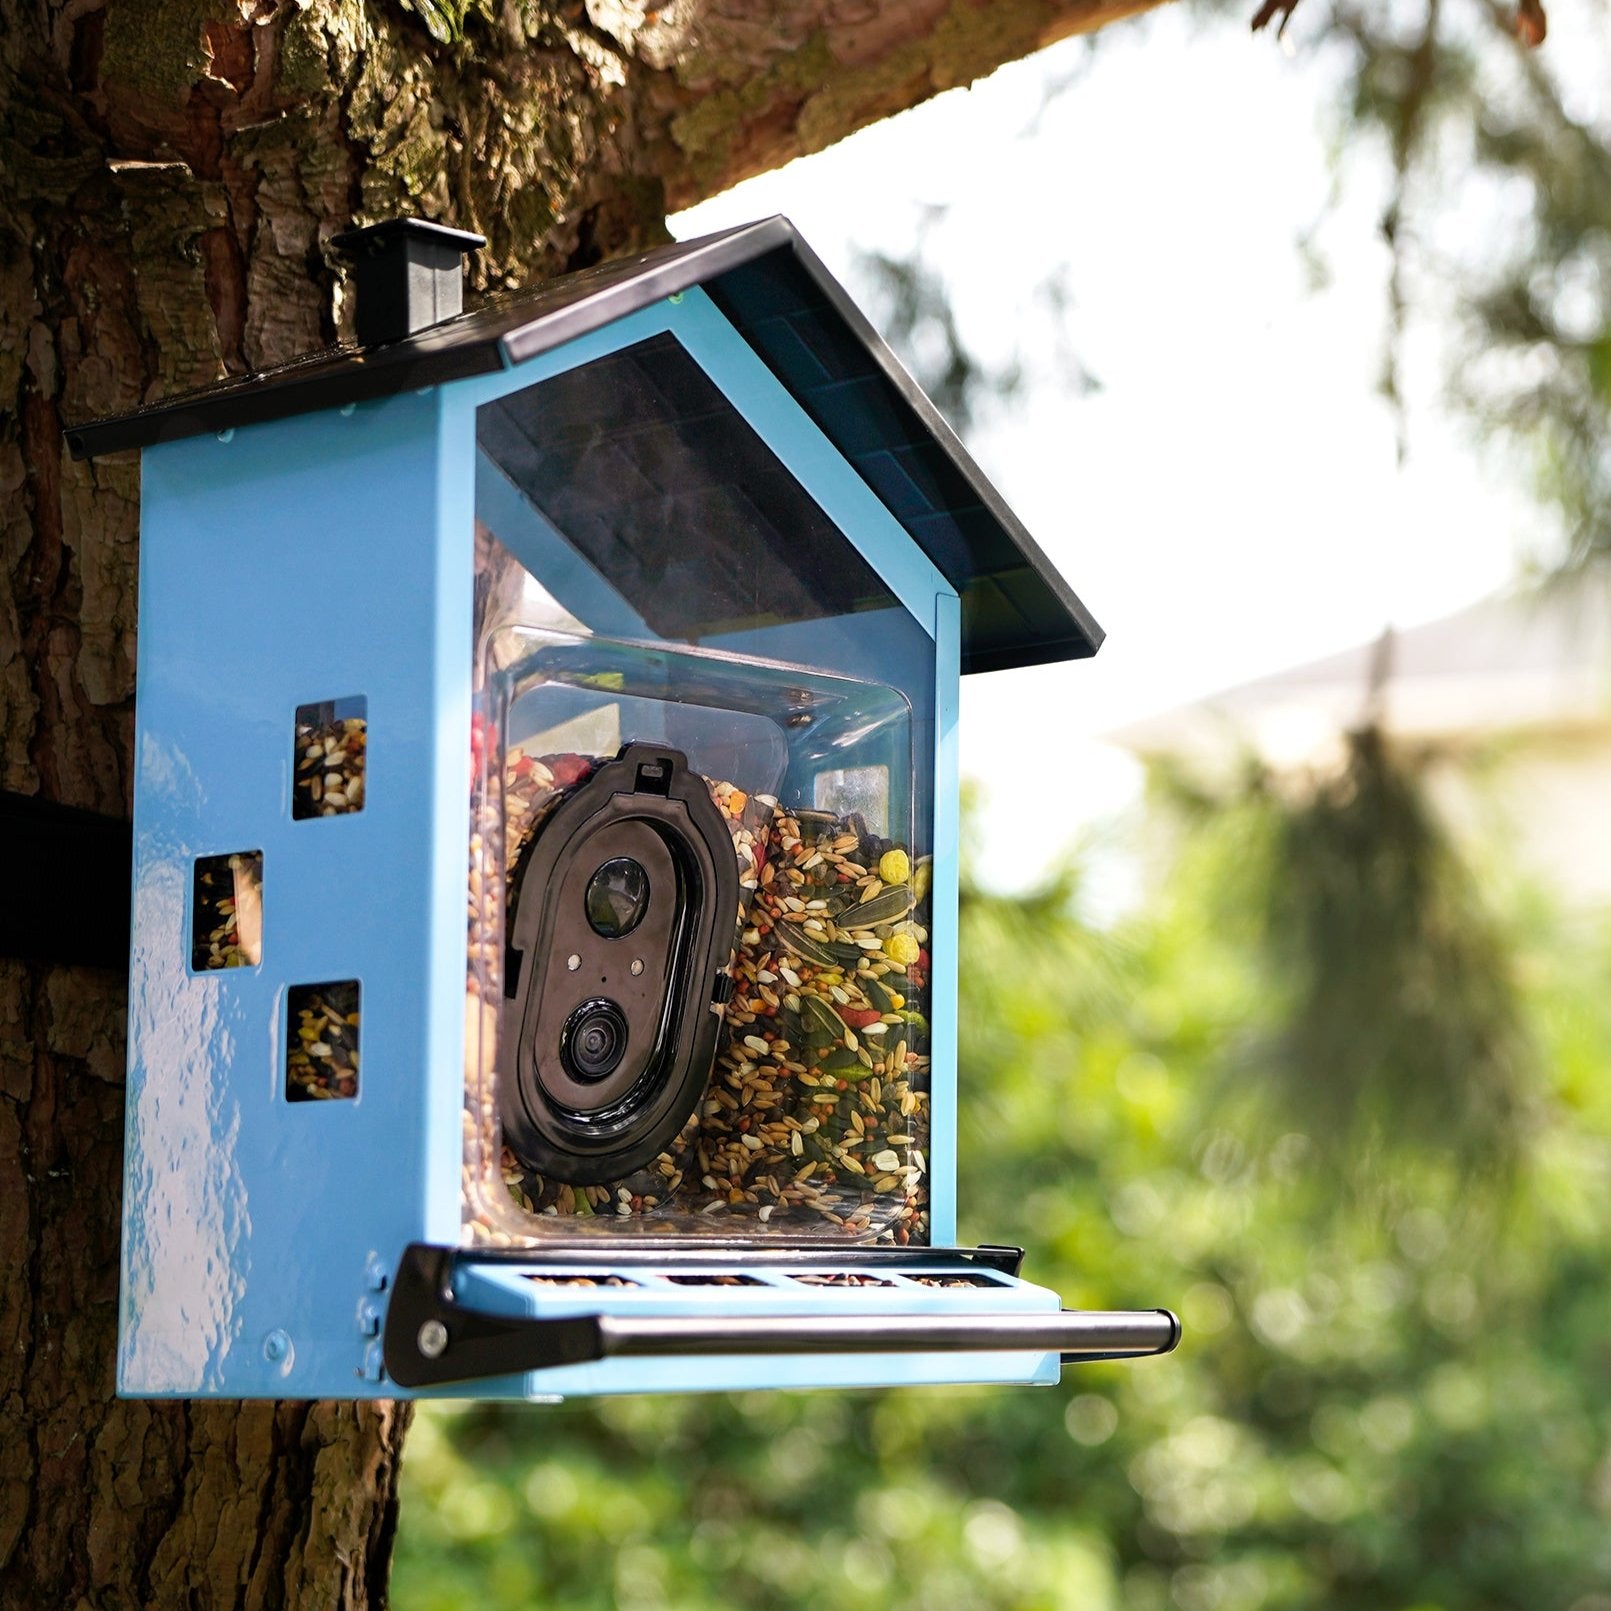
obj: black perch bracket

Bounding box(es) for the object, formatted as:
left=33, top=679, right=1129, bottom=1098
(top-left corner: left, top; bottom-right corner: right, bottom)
left=0, top=791, right=133, bottom=970
left=383, top=1241, right=1182, bottom=1388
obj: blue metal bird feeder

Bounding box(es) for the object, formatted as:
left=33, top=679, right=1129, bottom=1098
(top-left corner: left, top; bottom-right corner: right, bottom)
left=69, top=217, right=1178, bottom=1400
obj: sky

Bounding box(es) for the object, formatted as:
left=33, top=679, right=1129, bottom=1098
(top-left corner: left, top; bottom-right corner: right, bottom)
left=673, top=7, right=1542, bottom=894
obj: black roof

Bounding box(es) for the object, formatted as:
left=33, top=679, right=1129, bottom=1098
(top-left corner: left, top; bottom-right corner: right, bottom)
left=68, top=217, right=1101, bottom=673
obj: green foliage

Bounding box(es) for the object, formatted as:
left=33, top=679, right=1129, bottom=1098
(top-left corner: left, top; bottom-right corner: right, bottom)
left=391, top=0, right=552, bottom=48
left=847, top=211, right=1099, bottom=434
left=866, top=0, right=1611, bottom=562
left=851, top=223, right=1025, bottom=430
left=1234, top=0, right=1611, bottom=561
left=1180, top=728, right=1539, bottom=1182
left=395, top=0, right=470, bottom=45
left=393, top=785, right=1611, bottom=1610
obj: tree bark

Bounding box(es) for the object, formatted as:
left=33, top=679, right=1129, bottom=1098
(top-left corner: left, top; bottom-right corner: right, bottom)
left=0, top=0, right=1166, bottom=1604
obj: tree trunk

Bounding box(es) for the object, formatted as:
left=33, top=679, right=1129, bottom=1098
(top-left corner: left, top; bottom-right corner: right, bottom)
left=0, top=0, right=1164, bottom=1604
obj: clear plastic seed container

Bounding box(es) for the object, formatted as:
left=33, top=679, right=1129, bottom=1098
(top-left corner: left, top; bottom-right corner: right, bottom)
left=463, top=334, right=940, bottom=1246
left=463, top=617, right=933, bottom=1243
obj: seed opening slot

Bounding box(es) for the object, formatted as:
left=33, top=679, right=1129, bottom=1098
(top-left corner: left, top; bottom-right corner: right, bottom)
left=664, top=1274, right=766, bottom=1287
left=286, top=979, right=361, bottom=1101
left=293, top=696, right=367, bottom=819
left=524, top=1274, right=639, bottom=1288
left=790, top=1272, right=895, bottom=1289
left=191, top=851, right=263, bottom=971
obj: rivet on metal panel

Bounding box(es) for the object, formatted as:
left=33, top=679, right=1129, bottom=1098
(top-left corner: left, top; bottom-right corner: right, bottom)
left=668, top=293, right=684, bottom=304
left=217, top=428, right=234, bottom=443
left=340, top=403, right=357, bottom=416
left=364, top=1253, right=390, bottom=1291
left=359, top=1339, right=385, bottom=1382
left=357, top=1299, right=382, bottom=1337
left=262, top=1329, right=293, bottom=1366
left=417, top=1319, right=449, bottom=1359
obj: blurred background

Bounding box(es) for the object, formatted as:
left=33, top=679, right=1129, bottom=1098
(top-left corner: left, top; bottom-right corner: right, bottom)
left=393, top=2, right=1611, bottom=1605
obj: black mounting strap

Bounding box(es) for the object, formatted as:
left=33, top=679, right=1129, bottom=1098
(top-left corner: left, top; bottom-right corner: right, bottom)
left=382, top=1242, right=1181, bottom=1388
left=0, top=791, right=132, bottom=970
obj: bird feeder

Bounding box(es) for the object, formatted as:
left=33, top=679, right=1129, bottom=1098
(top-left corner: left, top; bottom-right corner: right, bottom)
left=70, top=217, right=1178, bottom=1399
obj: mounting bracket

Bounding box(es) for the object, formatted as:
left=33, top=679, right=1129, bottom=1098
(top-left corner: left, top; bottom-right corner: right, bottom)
left=0, top=791, right=132, bottom=970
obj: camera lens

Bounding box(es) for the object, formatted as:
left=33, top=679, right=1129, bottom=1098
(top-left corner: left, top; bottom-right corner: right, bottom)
left=560, top=998, right=628, bottom=1083
left=584, top=856, right=650, bottom=939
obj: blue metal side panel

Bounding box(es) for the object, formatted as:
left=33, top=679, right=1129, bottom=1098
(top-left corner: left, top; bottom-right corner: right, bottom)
left=120, top=392, right=469, bottom=1398
left=927, top=591, right=962, bottom=1246
left=441, top=1265, right=1060, bottom=1398
left=425, top=389, right=478, bottom=1246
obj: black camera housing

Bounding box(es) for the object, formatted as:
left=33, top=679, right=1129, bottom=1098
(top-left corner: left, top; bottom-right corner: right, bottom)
left=500, top=744, right=741, bottom=1184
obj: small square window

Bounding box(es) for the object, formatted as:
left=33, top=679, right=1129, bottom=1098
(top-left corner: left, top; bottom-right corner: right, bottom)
left=191, top=851, right=263, bottom=971
left=293, top=697, right=367, bottom=819
left=286, top=980, right=360, bottom=1101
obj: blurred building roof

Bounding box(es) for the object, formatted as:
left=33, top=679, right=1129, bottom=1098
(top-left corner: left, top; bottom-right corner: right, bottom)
left=1111, top=584, right=1611, bottom=771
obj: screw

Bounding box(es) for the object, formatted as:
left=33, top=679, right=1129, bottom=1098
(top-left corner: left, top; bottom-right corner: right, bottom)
left=417, top=1319, right=449, bottom=1360
left=262, top=1329, right=292, bottom=1363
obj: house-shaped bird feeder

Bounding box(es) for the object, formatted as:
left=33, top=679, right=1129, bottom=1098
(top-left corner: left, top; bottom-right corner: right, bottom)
left=71, top=217, right=1179, bottom=1400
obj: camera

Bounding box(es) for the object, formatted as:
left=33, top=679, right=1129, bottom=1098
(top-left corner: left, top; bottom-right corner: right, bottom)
left=499, top=743, right=740, bottom=1184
